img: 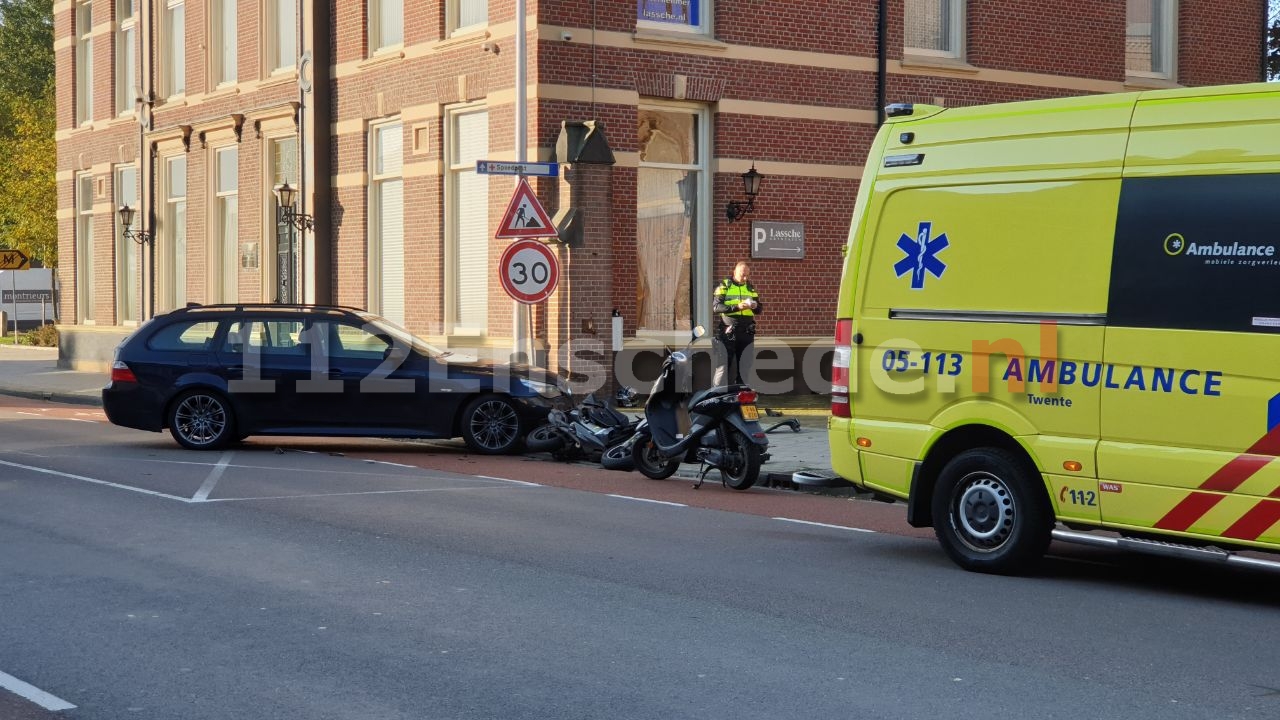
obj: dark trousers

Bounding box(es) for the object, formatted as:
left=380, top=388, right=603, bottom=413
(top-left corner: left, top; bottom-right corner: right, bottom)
left=712, top=331, right=754, bottom=387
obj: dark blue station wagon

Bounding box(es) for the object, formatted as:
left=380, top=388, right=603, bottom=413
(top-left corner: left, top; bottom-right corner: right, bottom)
left=103, top=304, right=569, bottom=454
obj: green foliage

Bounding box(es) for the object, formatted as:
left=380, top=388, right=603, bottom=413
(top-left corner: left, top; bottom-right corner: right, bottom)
left=0, top=0, right=55, bottom=266
left=20, top=322, right=58, bottom=346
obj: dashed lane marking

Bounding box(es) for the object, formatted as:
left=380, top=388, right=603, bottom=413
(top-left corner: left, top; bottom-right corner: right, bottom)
left=773, top=517, right=876, bottom=533
left=0, top=459, right=193, bottom=503
left=607, top=494, right=687, bottom=508
left=477, top=475, right=542, bottom=487
left=0, top=670, right=76, bottom=711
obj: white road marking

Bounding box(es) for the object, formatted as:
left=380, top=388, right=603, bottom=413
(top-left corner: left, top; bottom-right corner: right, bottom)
left=477, top=475, right=541, bottom=487
left=15, top=412, right=42, bottom=417
left=206, top=485, right=524, bottom=502
left=0, top=669, right=77, bottom=711
left=772, top=517, right=876, bottom=533
left=66, top=418, right=97, bottom=423
left=0, top=459, right=192, bottom=503
left=364, top=460, right=416, bottom=468
left=192, top=451, right=234, bottom=502
left=608, top=494, right=687, bottom=508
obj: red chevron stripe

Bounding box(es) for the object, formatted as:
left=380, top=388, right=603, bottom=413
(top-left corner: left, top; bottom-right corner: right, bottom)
left=1223, top=500, right=1280, bottom=541
left=1152, top=425, right=1280, bottom=532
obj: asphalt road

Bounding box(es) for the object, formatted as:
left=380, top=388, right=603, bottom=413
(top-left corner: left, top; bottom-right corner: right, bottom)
left=3, top=396, right=1280, bottom=720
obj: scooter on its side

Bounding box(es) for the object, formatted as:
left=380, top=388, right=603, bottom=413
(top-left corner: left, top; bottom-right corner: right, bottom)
left=630, top=327, right=770, bottom=490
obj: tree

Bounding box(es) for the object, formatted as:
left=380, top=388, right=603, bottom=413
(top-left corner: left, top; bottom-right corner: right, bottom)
left=1269, top=1, right=1279, bottom=80
left=0, top=0, right=55, bottom=266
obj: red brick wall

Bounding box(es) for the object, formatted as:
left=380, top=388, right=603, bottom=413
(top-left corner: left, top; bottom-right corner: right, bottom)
left=56, top=0, right=1267, bottom=374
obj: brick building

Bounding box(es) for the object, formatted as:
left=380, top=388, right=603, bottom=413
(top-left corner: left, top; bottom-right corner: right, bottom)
left=55, top=0, right=1266, bottom=392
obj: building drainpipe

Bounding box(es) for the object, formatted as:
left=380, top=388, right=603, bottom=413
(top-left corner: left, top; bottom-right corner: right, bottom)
left=877, top=0, right=887, bottom=126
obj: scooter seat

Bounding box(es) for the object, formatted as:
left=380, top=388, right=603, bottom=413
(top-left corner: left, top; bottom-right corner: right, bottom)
left=688, top=384, right=750, bottom=409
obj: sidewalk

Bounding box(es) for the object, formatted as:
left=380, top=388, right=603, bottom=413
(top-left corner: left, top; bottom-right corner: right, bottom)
left=0, top=345, right=839, bottom=487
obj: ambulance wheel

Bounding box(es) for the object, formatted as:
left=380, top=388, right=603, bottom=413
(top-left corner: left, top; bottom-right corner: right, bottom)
left=931, top=448, right=1052, bottom=575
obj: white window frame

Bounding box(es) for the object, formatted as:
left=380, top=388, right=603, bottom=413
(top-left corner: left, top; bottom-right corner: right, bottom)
left=115, top=165, right=140, bottom=323
left=636, top=0, right=709, bottom=36
left=367, top=0, right=403, bottom=54
left=162, top=0, right=185, bottom=97
left=210, top=0, right=237, bottom=87
left=76, top=173, right=95, bottom=323
left=211, top=145, right=238, bottom=303
left=903, top=0, right=965, bottom=60
left=1127, top=0, right=1178, bottom=81
left=115, top=0, right=137, bottom=117
left=76, top=0, right=93, bottom=126
left=368, top=119, right=405, bottom=324
left=447, top=0, right=486, bottom=35
left=635, top=101, right=711, bottom=339
left=159, top=154, right=187, bottom=311
left=444, top=104, right=489, bottom=336
left=264, top=0, right=296, bottom=75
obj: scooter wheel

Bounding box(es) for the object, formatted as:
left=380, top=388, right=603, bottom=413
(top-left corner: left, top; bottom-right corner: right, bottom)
left=525, top=424, right=567, bottom=453
left=601, top=442, right=635, bottom=471
left=632, top=432, right=680, bottom=480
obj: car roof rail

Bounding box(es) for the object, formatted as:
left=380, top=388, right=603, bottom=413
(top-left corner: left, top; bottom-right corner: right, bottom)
left=167, top=302, right=372, bottom=315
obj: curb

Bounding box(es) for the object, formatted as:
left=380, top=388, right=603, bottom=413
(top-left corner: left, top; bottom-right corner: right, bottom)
left=0, top=387, right=103, bottom=407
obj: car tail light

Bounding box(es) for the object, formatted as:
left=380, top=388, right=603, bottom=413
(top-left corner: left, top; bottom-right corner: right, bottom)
left=832, top=319, right=853, bottom=418
left=111, top=361, right=137, bottom=384
left=736, top=390, right=757, bottom=405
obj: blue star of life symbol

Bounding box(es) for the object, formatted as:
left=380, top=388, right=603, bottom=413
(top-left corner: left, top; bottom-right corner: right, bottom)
left=893, top=221, right=949, bottom=290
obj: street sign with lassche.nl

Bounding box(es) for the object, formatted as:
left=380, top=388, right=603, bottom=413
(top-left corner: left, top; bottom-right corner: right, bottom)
left=0, top=249, right=30, bottom=270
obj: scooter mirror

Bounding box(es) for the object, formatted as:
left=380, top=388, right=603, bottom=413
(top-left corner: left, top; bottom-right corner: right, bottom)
left=692, top=325, right=706, bottom=339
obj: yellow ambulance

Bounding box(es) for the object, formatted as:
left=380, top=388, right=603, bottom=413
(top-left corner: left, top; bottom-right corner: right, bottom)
left=829, top=82, right=1280, bottom=574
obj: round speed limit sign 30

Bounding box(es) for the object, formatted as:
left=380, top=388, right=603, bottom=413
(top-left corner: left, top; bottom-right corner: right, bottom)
left=498, top=239, right=560, bottom=304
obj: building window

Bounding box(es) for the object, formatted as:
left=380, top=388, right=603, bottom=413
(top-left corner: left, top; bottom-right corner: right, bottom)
left=76, top=0, right=93, bottom=125
left=76, top=173, right=95, bottom=322
left=160, top=155, right=187, bottom=310
left=446, top=107, right=488, bottom=334
left=904, top=0, right=964, bottom=58
left=369, top=121, right=404, bottom=324
left=1127, top=0, right=1177, bottom=79
left=636, top=0, right=706, bottom=34
left=267, top=136, right=298, bottom=302
left=211, top=147, right=238, bottom=303
left=115, top=0, right=136, bottom=117
left=448, top=0, right=485, bottom=34
left=210, top=0, right=236, bottom=86
left=368, top=0, right=403, bottom=53
left=162, top=0, right=185, bottom=96
left=115, top=165, right=139, bottom=322
left=636, top=105, right=708, bottom=334
left=267, top=0, right=296, bottom=73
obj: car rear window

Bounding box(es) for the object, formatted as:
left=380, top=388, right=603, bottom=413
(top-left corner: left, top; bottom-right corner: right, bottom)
left=147, top=320, right=220, bottom=351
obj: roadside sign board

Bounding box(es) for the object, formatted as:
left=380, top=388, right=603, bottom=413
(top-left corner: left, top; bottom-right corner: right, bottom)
left=751, top=221, right=805, bottom=260
left=476, top=160, right=560, bottom=177
left=499, top=239, right=560, bottom=304
left=496, top=178, right=558, bottom=239
left=0, top=248, right=30, bottom=270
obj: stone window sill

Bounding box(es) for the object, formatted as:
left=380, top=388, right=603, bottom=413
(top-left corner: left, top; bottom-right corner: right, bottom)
left=900, top=53, right=978, bottom=75
left=1124, top=74, right=1182, bottom=91
left=632, top=29, right=727, bottom=52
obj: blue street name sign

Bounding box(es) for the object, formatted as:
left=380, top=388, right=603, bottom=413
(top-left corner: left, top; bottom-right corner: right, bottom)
left=475, top=160, right=560, bottom=177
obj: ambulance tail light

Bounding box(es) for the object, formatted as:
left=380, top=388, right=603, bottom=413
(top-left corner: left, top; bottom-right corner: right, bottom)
left=832, top=319, right=853, bottom=418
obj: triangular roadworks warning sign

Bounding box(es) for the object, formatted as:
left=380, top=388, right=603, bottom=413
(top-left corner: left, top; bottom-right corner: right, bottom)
left=496, top=178, right=557, bottom=239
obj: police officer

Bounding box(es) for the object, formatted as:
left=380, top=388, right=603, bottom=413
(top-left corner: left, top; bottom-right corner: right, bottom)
left=712, top=261, right=762, bottom=386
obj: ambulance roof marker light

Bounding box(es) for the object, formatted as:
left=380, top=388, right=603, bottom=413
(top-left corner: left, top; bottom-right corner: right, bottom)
left=885, top=103, right=915, bottom=118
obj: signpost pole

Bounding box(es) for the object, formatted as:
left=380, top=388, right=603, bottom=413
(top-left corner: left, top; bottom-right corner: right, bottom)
left=10, top=269, right=17, bottom=341
left=512, top=0, right=531, bottom=364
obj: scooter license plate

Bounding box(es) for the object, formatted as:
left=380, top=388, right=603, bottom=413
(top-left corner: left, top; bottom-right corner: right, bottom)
left=740, top=404, right=759, bottom=421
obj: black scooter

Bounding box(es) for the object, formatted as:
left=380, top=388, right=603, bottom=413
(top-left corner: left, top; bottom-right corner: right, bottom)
left=631, top=327, right=770, bottom=490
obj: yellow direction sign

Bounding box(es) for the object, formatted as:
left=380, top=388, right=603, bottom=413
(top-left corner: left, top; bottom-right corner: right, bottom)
left=0, top=248, right=29, bottom=270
